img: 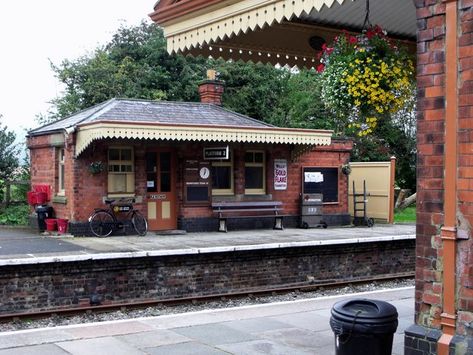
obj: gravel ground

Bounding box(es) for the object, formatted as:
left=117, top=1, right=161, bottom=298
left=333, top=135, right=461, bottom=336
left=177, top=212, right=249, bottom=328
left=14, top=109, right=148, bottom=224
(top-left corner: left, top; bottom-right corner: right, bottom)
left=0, top=278, right=414, bottom=332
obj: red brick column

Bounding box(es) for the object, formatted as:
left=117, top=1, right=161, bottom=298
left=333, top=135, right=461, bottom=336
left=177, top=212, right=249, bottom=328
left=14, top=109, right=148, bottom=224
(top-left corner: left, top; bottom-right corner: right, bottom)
left=407, top=0, right=473, bottom=353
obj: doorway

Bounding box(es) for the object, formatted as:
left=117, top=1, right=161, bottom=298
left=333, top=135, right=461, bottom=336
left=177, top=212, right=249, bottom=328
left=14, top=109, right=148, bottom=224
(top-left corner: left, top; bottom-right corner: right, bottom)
left=145, top=150, right=177, bottom=230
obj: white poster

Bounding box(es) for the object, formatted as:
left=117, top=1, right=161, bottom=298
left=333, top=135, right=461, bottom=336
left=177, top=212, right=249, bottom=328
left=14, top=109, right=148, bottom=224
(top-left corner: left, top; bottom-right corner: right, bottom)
left=304, top=172, right=324, bottom=183
left=274, top=159, right=287, bottom=190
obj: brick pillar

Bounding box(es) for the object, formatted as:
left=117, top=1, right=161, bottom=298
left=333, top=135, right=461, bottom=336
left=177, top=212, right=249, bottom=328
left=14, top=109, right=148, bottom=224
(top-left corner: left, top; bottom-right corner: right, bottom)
left=405, top=1, right=473, bottom=354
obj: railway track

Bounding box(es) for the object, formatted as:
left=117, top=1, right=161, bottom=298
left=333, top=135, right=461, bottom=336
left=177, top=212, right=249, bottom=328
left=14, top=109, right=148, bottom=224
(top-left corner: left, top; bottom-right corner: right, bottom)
left=0, top=272, right=414, bottom=325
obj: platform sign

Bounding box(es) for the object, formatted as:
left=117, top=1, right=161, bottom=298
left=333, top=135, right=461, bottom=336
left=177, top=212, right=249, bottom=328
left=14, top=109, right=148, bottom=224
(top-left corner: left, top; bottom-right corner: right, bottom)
left=274, top=159, right=287, bottom=190
left=203, top=146, right=229, bottom=160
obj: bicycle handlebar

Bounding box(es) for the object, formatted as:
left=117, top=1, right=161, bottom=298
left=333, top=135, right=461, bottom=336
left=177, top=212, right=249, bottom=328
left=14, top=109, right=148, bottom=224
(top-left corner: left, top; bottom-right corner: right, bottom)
left=105, top=198, right=136, bottom=205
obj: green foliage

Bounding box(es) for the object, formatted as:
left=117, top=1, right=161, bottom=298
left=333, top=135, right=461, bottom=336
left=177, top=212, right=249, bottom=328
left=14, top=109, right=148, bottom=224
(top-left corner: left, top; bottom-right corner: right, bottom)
left=45, top=22, right=208, bottom=120
left=0, top=116, right=20, bottom=200
left=40, top=21, right=416, bottom=191
left=213, top=60, right=287, bottom=122
left=0, top=204, right=30, bottom=225
left=268, top=69, right=341, bottom=131
left=394, top=205, right=416, bottom=223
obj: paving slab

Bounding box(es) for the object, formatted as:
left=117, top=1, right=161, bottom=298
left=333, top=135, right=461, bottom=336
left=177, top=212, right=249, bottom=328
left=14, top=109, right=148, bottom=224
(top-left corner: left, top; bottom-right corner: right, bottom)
left=222, top=318, right=292, bottom=333
left=116, top=329, right=191, bottom=349
left=56, top=337, right=145, bottom=355
left=146, top=341, right=228, bottom=355
left=217, top=339, right=315, bottom=355
left=0, top=344, right=70, bottom=355
left=172, top=323, right=258, bottom=346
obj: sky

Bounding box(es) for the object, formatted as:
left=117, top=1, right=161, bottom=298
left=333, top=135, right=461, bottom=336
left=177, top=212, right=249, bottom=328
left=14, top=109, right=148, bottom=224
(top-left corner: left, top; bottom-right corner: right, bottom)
left=0, top=1, right=155, bottom=143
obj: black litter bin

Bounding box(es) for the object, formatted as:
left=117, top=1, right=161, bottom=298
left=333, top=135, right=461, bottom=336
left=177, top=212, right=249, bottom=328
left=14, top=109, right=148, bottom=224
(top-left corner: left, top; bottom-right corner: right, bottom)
left=36, top=205, right=54, bottom=232
left=330, top=298, right=398, bottom=355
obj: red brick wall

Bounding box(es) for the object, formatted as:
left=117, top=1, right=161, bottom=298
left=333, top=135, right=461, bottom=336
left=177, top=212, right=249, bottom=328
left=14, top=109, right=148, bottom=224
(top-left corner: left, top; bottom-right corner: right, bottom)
left=415, top=0, right=473, bottom=336
left=0, top=239, right=414, bottom=314
left=29, top=136, right=351, bottom=224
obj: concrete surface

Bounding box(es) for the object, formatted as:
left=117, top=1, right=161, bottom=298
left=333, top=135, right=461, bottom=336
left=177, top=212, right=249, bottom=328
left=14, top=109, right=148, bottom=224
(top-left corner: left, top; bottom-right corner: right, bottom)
left=0, top=287, right=414, bottom=355
left=0, top=224, right=415, bottom=265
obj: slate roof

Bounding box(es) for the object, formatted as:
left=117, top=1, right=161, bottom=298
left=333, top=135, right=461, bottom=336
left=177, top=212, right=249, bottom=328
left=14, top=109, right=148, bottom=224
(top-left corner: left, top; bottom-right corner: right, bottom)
left=28, top=98, right=275, bottom=136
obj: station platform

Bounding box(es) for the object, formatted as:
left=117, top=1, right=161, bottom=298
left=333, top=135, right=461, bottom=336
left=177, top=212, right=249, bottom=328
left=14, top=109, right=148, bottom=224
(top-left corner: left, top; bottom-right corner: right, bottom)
left=0, top=224, right=415, bottom=264
left=0, top=287, right=414, bottom=355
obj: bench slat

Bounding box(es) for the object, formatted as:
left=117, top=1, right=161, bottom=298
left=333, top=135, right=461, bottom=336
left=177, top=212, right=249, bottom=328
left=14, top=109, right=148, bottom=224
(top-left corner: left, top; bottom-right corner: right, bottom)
left=216, top=208, right=282, bottom=213
left=212, top=201, right=282, bottom=208
left=211, top=200, right=285, bottom=232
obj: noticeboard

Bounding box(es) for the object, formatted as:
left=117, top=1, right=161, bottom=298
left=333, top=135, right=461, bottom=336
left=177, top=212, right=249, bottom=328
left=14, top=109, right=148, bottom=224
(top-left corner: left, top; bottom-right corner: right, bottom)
left=302, top=167, right=338, bottom=203
left=185, top=160, right=211, bottom=203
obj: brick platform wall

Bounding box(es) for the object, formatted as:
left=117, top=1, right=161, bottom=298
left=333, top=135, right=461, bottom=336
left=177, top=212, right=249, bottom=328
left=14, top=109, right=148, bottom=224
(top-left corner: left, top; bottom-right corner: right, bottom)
left=0, top=239, right=414, bottom=314
left=408, top=1, right=473, bottom=353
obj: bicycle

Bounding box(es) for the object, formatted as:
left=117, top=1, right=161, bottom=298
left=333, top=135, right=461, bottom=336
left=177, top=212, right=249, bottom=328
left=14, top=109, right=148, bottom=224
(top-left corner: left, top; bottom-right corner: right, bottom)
left=88, top=198, right=148, bottom=237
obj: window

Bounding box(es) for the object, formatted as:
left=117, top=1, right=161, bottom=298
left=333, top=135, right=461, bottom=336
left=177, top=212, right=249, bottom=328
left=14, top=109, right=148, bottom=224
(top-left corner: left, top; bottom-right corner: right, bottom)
left=211, top=151, right=233, bottom=195
left=57, top=148, right=65, bottom=195
left=245, top=151, right=265, bottom=194
left=108, top=147, right=135, bottom=195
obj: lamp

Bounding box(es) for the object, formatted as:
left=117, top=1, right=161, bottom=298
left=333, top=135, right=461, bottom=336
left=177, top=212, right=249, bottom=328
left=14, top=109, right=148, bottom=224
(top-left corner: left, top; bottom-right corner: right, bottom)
left=308, top=36, right=326, bottom=51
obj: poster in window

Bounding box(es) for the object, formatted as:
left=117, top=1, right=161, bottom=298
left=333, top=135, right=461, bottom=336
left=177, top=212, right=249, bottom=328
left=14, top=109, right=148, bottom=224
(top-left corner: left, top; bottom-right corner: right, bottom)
left=274, top=159, right=287, bottom=190
left=302, top=167, right=338, bottom=203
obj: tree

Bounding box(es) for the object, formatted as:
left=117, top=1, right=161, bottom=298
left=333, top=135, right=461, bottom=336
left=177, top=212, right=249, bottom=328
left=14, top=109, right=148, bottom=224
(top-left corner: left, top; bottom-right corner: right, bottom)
left=267, top=69, right=340, bottom=130
left=46, top=22, right=208, bottom=121
left=44, top=22, right=286, bottom=125
left=0, top=116, right=20, bottom=200
left=41, top=22, right=416, bottom=190
left=213, top=60, right=288, bottom=122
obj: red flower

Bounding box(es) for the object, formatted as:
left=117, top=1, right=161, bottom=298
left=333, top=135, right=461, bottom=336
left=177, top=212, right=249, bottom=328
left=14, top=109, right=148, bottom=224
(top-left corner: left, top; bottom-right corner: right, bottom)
left=373, top=25, right=383, bottom=34
left=366, top=29, right=375, bottom=39
left=349, top=36, right=357, bottom=44
left=316, top=63, right=325, bottom=73
left=325, top=47, right=334, bottom=55
left=321, top=43, right=327, bottom=51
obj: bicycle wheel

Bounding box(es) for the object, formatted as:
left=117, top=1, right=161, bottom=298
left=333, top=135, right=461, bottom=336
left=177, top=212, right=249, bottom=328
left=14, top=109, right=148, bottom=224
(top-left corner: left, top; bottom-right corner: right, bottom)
left=132, top=211, right=148, bottom=236
left=89, top=210, right=114, bottom=237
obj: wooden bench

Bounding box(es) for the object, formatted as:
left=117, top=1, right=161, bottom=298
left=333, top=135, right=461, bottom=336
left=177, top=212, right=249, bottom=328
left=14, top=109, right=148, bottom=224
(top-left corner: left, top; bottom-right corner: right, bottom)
left=212, top=201, right=285, bottom=232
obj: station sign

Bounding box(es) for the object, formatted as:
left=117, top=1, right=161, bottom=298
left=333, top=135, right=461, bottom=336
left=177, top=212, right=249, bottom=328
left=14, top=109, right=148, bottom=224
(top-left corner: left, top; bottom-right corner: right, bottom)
left=203, top=146, right=229, bottom=160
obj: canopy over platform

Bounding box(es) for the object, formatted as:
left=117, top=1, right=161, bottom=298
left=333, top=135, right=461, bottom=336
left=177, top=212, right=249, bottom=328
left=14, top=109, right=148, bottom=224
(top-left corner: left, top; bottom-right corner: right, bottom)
left=28, top=98, right=332, bottom=156
left=150, top=0, right=416, bottom=68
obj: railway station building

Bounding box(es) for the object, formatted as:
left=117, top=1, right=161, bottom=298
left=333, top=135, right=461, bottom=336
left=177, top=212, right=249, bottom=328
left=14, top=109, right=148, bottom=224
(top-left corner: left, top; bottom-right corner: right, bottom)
left=148, top=0, right=473, bottom=353
left=27, top=77, right=352, bottom=234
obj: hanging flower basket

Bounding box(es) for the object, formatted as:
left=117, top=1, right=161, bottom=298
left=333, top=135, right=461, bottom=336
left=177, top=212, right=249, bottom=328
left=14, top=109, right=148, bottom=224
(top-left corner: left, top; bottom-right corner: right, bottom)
left=341, top=164, right=352, bottom=175
left=89, top=161, right=105, bottom=175
left=318, top=25, right=415, bottom=136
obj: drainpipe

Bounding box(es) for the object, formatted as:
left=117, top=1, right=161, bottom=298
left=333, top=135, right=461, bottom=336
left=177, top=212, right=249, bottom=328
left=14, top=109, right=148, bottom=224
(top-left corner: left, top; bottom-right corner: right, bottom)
left=438, top=0, right=458, bottom=353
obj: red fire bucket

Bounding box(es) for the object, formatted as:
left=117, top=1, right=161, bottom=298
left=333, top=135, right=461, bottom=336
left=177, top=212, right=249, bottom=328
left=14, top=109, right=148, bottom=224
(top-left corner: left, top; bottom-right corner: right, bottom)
left=57, top=219, right=69, bottom=234
left=35, top=192, right=47, bottom=205
left=45, top=218, right=57, bottom=232
left=27, top=191, right=37, bottom=205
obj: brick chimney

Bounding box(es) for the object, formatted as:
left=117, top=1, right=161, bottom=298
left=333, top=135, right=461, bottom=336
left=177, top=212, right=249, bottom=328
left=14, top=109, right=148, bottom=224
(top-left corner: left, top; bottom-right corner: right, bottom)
left=198, top=69, right=225, bottom=105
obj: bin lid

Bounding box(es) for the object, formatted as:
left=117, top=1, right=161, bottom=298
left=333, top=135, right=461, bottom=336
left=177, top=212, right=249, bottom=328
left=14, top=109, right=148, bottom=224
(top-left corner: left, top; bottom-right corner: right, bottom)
left=330, top=298, right=398, bottom=334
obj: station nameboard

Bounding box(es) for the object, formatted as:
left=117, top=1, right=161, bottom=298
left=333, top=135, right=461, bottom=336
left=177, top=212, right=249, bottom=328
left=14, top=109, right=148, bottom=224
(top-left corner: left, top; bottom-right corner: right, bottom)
left=203, top=146, right=229, bottom=160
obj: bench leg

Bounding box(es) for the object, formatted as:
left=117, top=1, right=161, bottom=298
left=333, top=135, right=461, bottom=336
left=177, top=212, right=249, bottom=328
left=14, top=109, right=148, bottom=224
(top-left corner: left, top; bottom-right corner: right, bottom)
left=274, top=216, right=284, bottom=230
left=218, top=218, right=227, bottom=232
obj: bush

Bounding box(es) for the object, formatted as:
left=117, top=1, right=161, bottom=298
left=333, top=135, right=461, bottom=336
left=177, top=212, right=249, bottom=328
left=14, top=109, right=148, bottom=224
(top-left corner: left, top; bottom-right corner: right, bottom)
left=0, top=203, right=30, bottom=225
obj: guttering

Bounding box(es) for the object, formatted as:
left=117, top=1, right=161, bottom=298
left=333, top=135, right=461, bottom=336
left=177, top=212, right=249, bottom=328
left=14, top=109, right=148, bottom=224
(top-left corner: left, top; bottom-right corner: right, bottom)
left=438, top=0, right=458, bottom=353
